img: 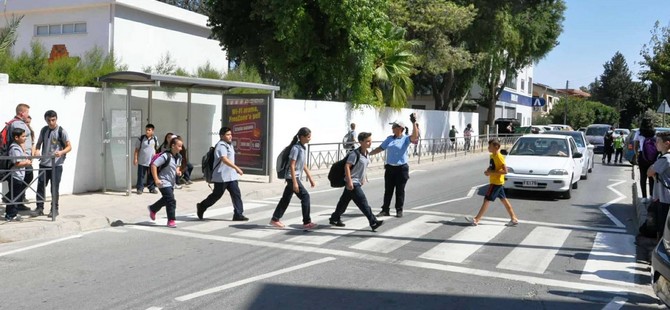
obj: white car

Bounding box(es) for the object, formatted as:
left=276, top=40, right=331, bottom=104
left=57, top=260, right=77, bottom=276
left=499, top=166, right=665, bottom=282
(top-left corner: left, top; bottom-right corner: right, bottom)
left=544, top=130, right=594, bottom=179
left=503, top=134, right=583, bottom=199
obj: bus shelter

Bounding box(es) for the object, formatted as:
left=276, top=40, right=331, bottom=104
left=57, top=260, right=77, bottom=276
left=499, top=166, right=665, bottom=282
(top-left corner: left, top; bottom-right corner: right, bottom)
left=98, top=71, right=280, bottom=195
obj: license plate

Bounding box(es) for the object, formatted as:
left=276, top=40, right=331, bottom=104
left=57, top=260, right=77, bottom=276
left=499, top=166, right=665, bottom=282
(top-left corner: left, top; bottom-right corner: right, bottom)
left=523, top=180, right=538, bottom=187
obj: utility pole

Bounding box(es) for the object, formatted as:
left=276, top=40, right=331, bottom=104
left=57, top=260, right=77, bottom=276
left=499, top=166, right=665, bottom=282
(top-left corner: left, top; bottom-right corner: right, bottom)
left=563, top=80, right=569, bottom=125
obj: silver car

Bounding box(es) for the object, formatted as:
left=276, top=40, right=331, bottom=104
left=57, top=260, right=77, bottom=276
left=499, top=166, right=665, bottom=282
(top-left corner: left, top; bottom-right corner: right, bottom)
left=544, top=130, right=594, bottom=179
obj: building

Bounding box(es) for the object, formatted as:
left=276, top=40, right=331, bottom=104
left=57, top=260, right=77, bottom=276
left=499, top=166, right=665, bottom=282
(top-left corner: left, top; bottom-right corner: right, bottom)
left=557, top=88, right=591, bottom=99
left=532, top=83, right=562, bottom=116
left=0, top=0, right=228, bottom=74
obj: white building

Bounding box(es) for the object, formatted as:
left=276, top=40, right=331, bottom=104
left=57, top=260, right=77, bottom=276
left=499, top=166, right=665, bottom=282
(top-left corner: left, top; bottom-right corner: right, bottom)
left=1, top=0, right=228, bottom=74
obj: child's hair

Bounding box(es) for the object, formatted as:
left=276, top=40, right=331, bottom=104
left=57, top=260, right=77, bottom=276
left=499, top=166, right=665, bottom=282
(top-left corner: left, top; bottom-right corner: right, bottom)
left=488, top=138, right=501, bottom=148
left=146, top=123, right=155, bottom=130
left=12, top=127, right=25, bottom=139
left=288, top=127, right=311, bottom=146
left=657, top=131, right=670, bottom=143
left=358, top=132, right=371, bottom=142
left=44, top=110, right=57, bottom=119
left=170, top=136, right=183, bottom=147
left=219, top=127, right=232, bottom=135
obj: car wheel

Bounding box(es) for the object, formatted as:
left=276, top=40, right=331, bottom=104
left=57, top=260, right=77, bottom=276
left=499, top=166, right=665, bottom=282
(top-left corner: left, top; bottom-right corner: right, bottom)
left=572, top=180, right=578, bottom=189
left=563, top=186, right=572, bottom=199
left=581, top=171, right=588, bottom=180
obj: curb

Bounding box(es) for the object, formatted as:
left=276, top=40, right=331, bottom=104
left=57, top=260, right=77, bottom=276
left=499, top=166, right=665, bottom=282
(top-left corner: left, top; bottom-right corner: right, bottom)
left=0, top=216, right=110, bottom=243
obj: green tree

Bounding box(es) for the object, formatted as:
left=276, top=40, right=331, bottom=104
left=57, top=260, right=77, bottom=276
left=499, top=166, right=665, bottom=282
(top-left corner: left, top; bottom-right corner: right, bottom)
left=640, top=21, right=670, bottom=104
left=158, top=0, right=207, bottom=14
left=0, top=15, right=22, bottom=54
left=591, top=52, right=633, bottom=110
left=548, top=98, right=618, bottom=129
left=371, top=25, right=417, bottom=108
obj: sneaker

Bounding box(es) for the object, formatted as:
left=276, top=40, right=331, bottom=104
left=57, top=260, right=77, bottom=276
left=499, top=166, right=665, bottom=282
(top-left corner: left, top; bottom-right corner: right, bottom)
left=232, top=215, right=249, bottom=221
left=377, top=211, right=390, bottom=217
left=185, top=180, right=193, bottom=185
left=175, top=184, right=183, bottom=189
left=396, top=210, right=403, bottom=218
left=167, top=220, right=177, bottom=228
left=148, top=206, right=156, bottom=221
left=149, top=189, right=158, bottom=194
left=370, top=220, right=384, bottom=231
left=465, top=216, right=478, bottom=226
left=329, top=219, right=346, bottom=227
left=136, top=189, right=143, bottom=195
left=270, top=219, right=285, bottom=228
left=505, top=220, right=519, bottom=227
left=47, top=211, right=59, bottom=218
left=196, top=203, right=205, bottom=220
left=30, top=208, right=44, bottom=217
left=303, top=222, right=317, bottom=230
left=6, top=215, right=23, bottom=222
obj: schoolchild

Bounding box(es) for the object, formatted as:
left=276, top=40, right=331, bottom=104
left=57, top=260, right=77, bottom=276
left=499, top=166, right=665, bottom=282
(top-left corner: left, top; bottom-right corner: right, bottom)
left=134, top=124, right=159, bottom=194
left=466, top=138, right=519, bottom=226
left=5, top=103, right=33, bottom=211
left=5, top=128, right=31, bottom=221
left=196, top=127, right=247, bottom=221
left=636, top=119, right=658, bottom=199
left=329, top=132, right=384, bottom=231
left=270, top=127, right=317, bottom=230
left=148, top=136, right=183, bottom=228
left=647, top=131, right=670, bottom=239
left=613, top=132, right=624, bottom=164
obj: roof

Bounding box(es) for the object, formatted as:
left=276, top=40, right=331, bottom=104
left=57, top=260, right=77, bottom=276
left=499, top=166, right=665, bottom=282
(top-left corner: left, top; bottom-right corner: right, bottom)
left=97, top=71, right=280, bottom=92
left=557, top=88, right=591, bottom=98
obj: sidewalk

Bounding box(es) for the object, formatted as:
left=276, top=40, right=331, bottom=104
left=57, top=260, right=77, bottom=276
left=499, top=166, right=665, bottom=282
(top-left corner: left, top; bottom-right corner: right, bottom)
left=0, top=152, right=490, bottom=243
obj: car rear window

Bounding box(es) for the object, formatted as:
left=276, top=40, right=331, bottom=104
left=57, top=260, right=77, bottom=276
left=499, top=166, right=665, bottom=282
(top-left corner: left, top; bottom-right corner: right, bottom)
left=586, top=127, right=608, bottom=136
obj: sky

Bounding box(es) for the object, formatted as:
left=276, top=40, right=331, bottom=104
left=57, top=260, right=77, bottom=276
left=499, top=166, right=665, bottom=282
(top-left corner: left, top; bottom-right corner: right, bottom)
left=533, top=0, right=670, bottom=91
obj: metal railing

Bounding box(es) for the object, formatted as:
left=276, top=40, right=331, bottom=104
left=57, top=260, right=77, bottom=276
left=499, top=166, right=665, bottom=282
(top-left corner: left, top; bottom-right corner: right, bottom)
left=306, top=134, right=520, bottom=171
left=1, top=155, right=59, bottom=221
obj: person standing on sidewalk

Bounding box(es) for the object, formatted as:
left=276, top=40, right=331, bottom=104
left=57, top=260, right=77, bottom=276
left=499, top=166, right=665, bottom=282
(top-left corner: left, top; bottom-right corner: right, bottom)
left=3, top=103, right=34, bottom=211
left=449, top=125, right=458, bottom=150
left=148, top=136, right=183, bottom=228
left=613, top=132, right=624, bottom=164
left=270, top=127, right=317, bottom=230
left=369, top=113, right=420, bottom=218
left=648, top=131, right=670, bottom=239
left=466, top=138, right=519, bottom=227
left=464, top=123, right=474, bottom=151
left=134, top=124, right=159, bottom=195
left=635, top=118, right=658, bottom=200
left=343, top=123, right=357, bottom=152
left=5, top=128, right=31, bottom=221
left=196, top=127, right=247, bottom=221
left=32, top=110, right=72, bottom=217
left=329, top=132, right=384, bottom=231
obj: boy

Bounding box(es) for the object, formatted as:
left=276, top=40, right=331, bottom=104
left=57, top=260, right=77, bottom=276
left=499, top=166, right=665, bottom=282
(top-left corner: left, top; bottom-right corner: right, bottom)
left=613, top=132, right=624, bottom=164
left=329, top=132, right=384, bottom=231
left=466, top=138, right=519, bottom=226
left=648, top=132, right=670, bottom=239
left=149, top=136, right=183, bottom=228
left=6, top=128, right=31, bottom=221
left=32, top=110, right=72, bottom=217
left=134, top=124, right=158, bottom=195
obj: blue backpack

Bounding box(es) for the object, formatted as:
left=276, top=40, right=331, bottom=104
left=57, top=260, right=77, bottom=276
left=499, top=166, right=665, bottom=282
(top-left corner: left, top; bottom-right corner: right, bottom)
left=641, top=136, right=659, bottom=163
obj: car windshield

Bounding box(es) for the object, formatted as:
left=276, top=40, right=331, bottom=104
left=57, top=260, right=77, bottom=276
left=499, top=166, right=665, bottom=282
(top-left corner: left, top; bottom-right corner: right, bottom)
left=586, top=126, right=609, bottom=136
left=509, top=137, right=569, bottom=157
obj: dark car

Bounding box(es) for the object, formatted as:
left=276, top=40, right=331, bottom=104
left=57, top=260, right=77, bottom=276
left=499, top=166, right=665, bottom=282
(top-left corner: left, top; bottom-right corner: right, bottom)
left=652, top=220, right=670, bottom=306
left=585, top=124, right=611, bottom=154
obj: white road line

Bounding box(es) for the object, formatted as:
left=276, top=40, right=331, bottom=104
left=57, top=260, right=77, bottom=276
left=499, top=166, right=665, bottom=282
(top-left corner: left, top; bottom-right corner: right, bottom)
left=145, top=307, right=163, bottom=310
left=600, top=180, right=627, bottom=228
left=286, top=216, right=372, bottom=245
left=0, top=234, right=83, bottom=257
left=412, top=183, right=488, bottom=210
left=420, top=222, right=506, bottom=264
left=405, top=209, right=627, bottom=234
left=581, top=232, right=644, bottom=286
left=182, top=202, right=268, bottom=220
left=496, top=227, right=571, bottom=274
left=175, top=257, right=336, bottom=302
left=230, top=209, right=333, bottom=239
left=130, top=226, right=653, bottom=296
left=601, top=297, right=627, bottom=310
left=183, top=209, right=275, bottom=233
left=349, top=215, right=445, bottom=253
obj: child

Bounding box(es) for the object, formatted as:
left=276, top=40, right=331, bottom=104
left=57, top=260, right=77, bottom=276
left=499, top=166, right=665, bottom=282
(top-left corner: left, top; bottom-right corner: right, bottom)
left=613, top=133, right=624, bottom=164
left=329, top=132, right=384, bottom=231
left=134, top=124, right=158, bottom=194
left=270, top=127, right=317, bottom=230
left=6, top=128, right=31, bottom=221
left=648, top=131, right=670, bottom=239
left=466, top=138, right=519, bottom=226
left=148, top=136, right=183, bottom=228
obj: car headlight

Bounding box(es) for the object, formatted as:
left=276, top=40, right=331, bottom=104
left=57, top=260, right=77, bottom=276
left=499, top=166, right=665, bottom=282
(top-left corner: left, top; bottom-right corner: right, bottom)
left=506, top=167, right=514, bottom=173
left=548, top=169, right=569, bottom=175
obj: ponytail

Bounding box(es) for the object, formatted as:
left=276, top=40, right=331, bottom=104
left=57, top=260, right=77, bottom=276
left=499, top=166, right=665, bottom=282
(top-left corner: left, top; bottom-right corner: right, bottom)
left=286, top=127, right=311, bottom=148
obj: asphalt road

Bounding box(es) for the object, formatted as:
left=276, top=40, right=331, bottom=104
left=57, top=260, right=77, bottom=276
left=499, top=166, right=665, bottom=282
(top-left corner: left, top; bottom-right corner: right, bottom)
left=0, top=157, right=661, bottom=309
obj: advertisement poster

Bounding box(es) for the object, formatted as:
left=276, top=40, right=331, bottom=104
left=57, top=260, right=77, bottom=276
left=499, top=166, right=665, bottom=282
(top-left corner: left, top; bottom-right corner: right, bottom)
left=223, top=96, right=268, bottom=171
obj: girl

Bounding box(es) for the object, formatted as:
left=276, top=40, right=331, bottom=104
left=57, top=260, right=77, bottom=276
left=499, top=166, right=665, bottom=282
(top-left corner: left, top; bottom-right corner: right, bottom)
left=149, top=136, right=183, bottom=228
left=270, top=127, right=317, bottom=230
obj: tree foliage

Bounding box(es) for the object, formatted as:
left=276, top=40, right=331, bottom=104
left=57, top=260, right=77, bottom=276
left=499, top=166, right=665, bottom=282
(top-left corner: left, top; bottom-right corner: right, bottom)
left=548, top=98, right=618, bottom=129
left=640, top=21, right=670, bottom=104
left=158, top=0, right=207, bottom=14
left=591, top=52, right=633, bottom=110
left=0, top=15, right=22, bottom=54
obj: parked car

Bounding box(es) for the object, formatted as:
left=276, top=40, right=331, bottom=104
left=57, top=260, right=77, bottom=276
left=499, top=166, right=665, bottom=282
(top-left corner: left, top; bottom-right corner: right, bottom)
left=544, top=130, right=594, bottom=179
left=578, top=127, right=586, bottom=132
left=547, top=124, right=575, bottom=131
left=624, top=127, right=670, bottom=164
left=502, top=134, right=582, bottom=198
left=585, top=124, right=611, bottom=154
left=614, top=128, right=630, bottom=137
left=652, top=219, right=670, bottom=307
left=515, top=126, right=547, bottom=134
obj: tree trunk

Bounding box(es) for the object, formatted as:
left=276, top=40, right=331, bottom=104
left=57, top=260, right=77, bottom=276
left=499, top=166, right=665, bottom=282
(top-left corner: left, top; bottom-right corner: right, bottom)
left=443, top=70, right=455, bottom=110
left=432, top=78, right=445, bottom=110
left=454, top=91, right=468, bottom=112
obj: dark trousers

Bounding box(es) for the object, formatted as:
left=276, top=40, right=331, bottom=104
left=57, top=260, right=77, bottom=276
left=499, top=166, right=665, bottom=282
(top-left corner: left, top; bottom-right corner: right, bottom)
left=6, top=177, right=27, bottom=218
left=136, top=165, right=156, bottom=191
left=614, top=148, right=623, bottom=163
left=21, top=169, right=33, bottom=202
left=603, top=147, right=613, bottom=163
left=199, top=181, right=244, bottom=216
left=381, top=164, right=410, bottom=212
left=657, top=202, right=670, bottom=237
left=272, top=179, right=311, bottom=224
left=639, top=156, right=655, bottom=198
left=331, top=185, right=378, bottom=226
left=182, top=162, right=194, bottom=181
left=150, top=187, right=177, bottom=221
left=36, top=165, right=63, bottom=211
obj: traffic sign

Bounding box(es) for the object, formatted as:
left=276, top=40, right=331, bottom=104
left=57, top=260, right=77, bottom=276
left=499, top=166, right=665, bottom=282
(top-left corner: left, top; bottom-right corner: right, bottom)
left=532, top=97, right=546, bottom=107
left=657, top=99, right=670, bottom=114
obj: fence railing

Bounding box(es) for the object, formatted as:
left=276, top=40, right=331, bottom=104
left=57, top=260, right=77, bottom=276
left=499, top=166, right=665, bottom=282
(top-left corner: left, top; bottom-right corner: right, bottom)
left=1, top=155, right=59, bottom=221
left=306, top=134, right=520, bottom=171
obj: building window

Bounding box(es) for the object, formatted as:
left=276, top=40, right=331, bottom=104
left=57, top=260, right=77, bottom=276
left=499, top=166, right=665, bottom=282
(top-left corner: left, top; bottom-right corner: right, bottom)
left=521, top=79, right=525, bottom=91
left=36, top=22, right=86, bottom=36
left=505, top=74, right=517, bottom=90
left=528, top=77, right=533, bottom=95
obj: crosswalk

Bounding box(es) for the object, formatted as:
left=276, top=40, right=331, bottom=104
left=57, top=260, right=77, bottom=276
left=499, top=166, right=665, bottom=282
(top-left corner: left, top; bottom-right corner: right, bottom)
left=138, top=201, right=645, bottom=287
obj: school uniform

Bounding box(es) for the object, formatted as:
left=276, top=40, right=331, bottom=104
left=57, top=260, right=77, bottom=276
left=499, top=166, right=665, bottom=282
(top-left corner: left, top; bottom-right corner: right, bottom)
left=35, top=125, right=69, bottom=215
left=8, top=118, right=33, bottom=205
left=135, top=135, right=158, bottom=193
left=148, top=151, right=182, bottom=222
left=6, top=143, right=27, bottom=220
left=653, top=154, right=670, bottom=235
left=272, top=143, right=312, bottom=224
left=378, top=134, right=412, bottom=216
left=197, top=140, right=245, bottom=220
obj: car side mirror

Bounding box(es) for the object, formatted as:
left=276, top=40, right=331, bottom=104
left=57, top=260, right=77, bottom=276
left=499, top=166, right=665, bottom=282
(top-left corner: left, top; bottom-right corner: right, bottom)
left=501, top=149, right=508, bottom=155
left=587, top=144, right=594, bottom=149
left=573, top=152, right=583, bottom=158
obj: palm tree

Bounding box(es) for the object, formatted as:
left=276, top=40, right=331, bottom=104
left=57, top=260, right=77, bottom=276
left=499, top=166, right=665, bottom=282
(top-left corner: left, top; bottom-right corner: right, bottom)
left=0, top=15, right=22, bottom=54
left=372, top=24, right=418, bottom=109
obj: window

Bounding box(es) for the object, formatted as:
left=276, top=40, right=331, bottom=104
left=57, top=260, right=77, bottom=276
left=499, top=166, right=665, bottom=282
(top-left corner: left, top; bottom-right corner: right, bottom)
left=521, top=79, right=525, bottom=91
left=528, top=77, right=533, bottom=95
left=505, top=74, right=517, bottom=89
left=35, top=22, right=86, bottom=36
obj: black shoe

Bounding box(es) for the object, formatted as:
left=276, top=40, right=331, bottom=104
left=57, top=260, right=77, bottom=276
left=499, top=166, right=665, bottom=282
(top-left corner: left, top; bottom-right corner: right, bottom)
left=5, top=215, right=23, bottom=222
left=30, top=208, right=44, bottom=217
left=396, top=210, right=403, bottom=218
left=233, top=215, right=249, bottom=221
left=371, top=220, right=384, bottom=231
left=329, top=219, right=346, bottom=227
left=149, top=189, right=158, bottom=194
left=196, top=203, right=205, bottom=220
left=136, top=189, right=143, bottom=195
left=377, top=211, right=390, bottom=217
left=47, top=211, right=59, bottom=218
left=17, top=205, right=31, bottom=211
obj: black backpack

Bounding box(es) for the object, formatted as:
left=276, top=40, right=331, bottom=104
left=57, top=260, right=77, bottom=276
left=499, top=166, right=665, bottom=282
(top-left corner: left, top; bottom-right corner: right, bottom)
left=0, top=119, right=20, bottom=181
left=202, top=142, right=222, bottom=184
left=39, top=126, right=67, bottom=149
left=275, top=145, right=292, bottom=179
left=138, top=134, right=158, bottom=151
left=328, top=149, right=360, bottom=188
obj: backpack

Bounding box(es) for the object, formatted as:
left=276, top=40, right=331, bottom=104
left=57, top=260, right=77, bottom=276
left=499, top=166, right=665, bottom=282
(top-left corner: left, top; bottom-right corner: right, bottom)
left=327, top=149, right=360, bottom=188
left=39, top=126, right=67, bottom=150
left=640, top=136, right=659, bottom=163
left=202, top=142, right=222, bottom=184
left=150, top=151, right=171, bottom=178
left=275, top=145, right=291, bottom=179
left=342, top=130, right=355, bottom=149
left=0, top=119, right=19, bottom=180
left=138, top=134, right=158, bottom=151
